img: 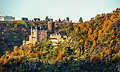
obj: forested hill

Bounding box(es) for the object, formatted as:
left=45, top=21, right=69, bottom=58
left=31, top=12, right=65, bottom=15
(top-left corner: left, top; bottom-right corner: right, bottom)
left=67, top=8, right=120, bottom=59
left=0, top=8, right=120, bottom=71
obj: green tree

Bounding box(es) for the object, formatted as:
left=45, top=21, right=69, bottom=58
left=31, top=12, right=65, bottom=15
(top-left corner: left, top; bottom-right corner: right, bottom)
left=45, top=16, right=49, bottom=21
left=66, top=17, right=70, bottom=22
left=79, top=17, right=83, bottom=23
left=58, top=18, right=61, bottom=22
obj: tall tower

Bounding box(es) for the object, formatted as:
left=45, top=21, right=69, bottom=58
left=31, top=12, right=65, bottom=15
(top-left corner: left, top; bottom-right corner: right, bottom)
left=32, top=26, right=38, bottom=42
left=29, top=26, right=38, bottom=42
left=48, top=21, right=54, bottom=32
left=29, top=26, right=33, bottom=41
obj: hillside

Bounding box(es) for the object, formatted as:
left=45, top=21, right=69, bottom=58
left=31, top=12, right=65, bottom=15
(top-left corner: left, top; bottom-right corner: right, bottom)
left=0, top=8, right=120, bottom=71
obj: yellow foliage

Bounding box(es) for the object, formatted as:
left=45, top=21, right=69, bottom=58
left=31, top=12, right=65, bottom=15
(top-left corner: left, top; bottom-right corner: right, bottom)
left=74, top=27, right=79, bottom=33
left=79, top=39, right=84, bottom=43
left=16, top=20, right=26, bottom=25
left=110, top=40, right=114, bottom=44
left=92, top=40, right=96, bottom=47
left=5, top=51, right=10, bottom=55
left=110, top=15, right=116, bottom=20
left=32, top=42, right=37, bottom=47
left=28, top=43, right=33, bottom=49
left=98, top=30, right=103, bottom=35
left=85, top=41, right=89, bottom=46
left=118, top=50, right=120, bottom=57
left=14, top=46, right=18, bottom=52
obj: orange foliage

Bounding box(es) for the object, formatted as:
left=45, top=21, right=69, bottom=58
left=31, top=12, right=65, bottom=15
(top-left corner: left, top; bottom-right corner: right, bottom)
left=11, top=52, right=16, bottom=57
left=56, top=49, right=65, bottom=62
left=118, top=50, right=120, bottom=57
left=79, top=24, right=83, bottom=28
left=1, top=55, right=5, bottom=59
left=88, top=28, right=92, bottom=34
left=90, top=55, right=94, bottom=62
left=3, top=58, right=8, bottom=65
left=40, top=50, right=44, bottom=55
left=79, top=39, right=84, bottom=43
left=99, top=52, right=103, bottom=61
left=35, top=53, right=39, bottom=57
left=18, top=56, right=22, bottom=61
left=106, top=49, right=111, bottom=55
left=27, top=50, right=32, bottom=55
left=85, top=22, right=90, bottom=28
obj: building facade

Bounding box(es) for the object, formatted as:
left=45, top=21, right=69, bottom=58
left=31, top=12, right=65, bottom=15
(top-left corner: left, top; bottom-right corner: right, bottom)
left=49, top=34, right=67, bottom=45
left=0, top=16, right=15, bottom=21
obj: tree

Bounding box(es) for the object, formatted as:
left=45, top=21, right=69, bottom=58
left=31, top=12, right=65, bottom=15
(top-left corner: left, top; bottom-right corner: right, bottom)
left=13, top=46, right=18, bottom=52
left=45, top=16, right=49, bottom=21
left=79, top=17, right=83, bottom=23
left=66, top=17, right=70, bottom=22
left=58, top=18, right=61, bottom=22
left=3, top=58, right=8, bottom=64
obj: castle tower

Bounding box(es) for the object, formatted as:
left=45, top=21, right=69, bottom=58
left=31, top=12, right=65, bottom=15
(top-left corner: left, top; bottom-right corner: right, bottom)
left=32, top=26, right=38, bottom=42
left=48, top=21, right=54, bottom=32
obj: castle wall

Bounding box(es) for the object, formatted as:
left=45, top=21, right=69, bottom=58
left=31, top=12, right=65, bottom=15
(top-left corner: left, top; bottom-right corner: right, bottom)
left=37, top=30, right=47, bottom=42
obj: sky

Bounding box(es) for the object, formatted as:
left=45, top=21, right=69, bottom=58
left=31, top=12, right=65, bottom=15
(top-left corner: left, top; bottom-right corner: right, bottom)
left=0, top=0, right=120, bottom=22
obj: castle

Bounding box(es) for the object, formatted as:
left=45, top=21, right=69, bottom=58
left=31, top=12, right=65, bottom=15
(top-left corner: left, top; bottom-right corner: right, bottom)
left=22, top=21, right=67, bottom=46
left=23, top=26, right=47, bottom=46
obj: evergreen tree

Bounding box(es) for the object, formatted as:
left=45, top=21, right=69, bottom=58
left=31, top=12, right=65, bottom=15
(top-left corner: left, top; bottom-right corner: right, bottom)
left=66, top=17, right=70, bottom=22
left=58, top=18, right=61, bottom=22
left=79, top=17, right=83, bottom=23
left=45, top=16, right=49, bottom=21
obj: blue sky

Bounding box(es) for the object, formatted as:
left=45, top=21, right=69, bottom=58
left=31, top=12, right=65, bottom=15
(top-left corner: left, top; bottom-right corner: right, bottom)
left=0, top=0, right=120, bottom=22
